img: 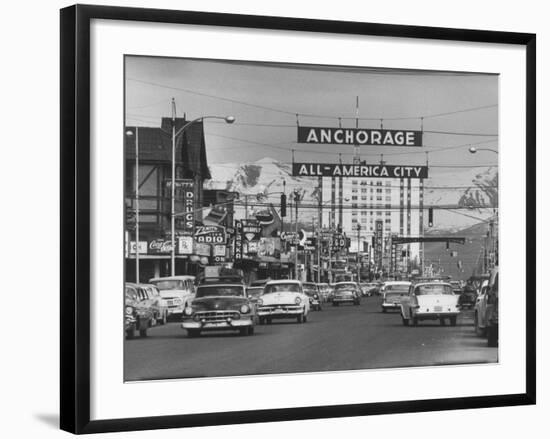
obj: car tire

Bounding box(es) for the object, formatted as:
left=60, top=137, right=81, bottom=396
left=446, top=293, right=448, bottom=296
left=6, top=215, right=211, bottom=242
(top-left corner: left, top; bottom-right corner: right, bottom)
left=439, top=318, right=445, bottom=326
left=258, top=317, right=265, bottom=325
left=487, top=325, right=498, bottom=347
left=401, top=315, right=409, bottom=326
left=450, top=316, right=457, bottom=326
left=248, top=326, right=255, bottom=335
left=187, top=329, right=200, bottom=338
left=332, top=302, right=337, bottom=307
left=239, top=327, right=248, bottom=336
left=139, top=328, right=147, bottom=337
left=297, top=314, right=304, bottom=323
left=412, top=315, right=418, bottom=326
left=125, top=328, right=134, bottom=339
left=266, top=317, right=272, bottom=325
left=382, top=308, right=387, bottom=313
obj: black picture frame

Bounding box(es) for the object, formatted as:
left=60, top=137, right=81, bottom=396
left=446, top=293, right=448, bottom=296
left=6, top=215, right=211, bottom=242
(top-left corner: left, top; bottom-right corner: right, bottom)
left=60, top=4, right=536, bottom=434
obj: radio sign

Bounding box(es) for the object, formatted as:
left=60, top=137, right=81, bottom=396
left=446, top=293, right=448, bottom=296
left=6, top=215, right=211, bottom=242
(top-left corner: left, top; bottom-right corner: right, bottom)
left=297, top=126, right=422, bottom=146
left=194, top=225, right=226, bottom=244
left=292, top=163, right=428, bottom=179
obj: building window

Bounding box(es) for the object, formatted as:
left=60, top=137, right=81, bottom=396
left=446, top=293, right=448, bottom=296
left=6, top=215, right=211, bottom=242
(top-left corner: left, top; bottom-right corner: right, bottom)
left=352, top=203, right=358, bottom=208
left=377, top=211, right=382, bottom=216
left=376, top=196, right=383, bottom=201
left=386, top=211, right=391, bottom=216
left=352, top=188, right=358, bottom=193
left=386, top=189, right=391, bottom=193
left=361, top=218, right=367, bottom=223
left=352, top=180, right=357, bottom=185
left=361, top=196, right=367, bottom=201
left=385, top=219, right=391, bottom=224
left=352, top=195, right=358, bottom=200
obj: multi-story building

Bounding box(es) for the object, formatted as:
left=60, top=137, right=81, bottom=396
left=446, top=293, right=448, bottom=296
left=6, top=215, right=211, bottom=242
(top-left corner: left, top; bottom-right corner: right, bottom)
left=321, top=175, right=424, bottom=274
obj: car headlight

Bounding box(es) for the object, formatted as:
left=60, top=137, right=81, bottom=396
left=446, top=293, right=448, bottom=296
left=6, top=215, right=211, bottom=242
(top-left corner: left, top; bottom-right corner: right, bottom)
left=240, top=304, right=250, bottom=314
left=183, top=307, right=193, bottom=316
left=125, top=306, right=133, bottom=315
left=295, top=297, right=302, bottom=304
left=314, top=294, right=319, bottom=299
left=174, top=298, right=183, bottom=305
left=257, top=298, right=263, bottom=306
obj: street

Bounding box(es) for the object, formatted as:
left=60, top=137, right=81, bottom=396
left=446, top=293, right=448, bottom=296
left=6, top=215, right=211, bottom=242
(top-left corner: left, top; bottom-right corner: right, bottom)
left=124, top=296, right=497, bottom=381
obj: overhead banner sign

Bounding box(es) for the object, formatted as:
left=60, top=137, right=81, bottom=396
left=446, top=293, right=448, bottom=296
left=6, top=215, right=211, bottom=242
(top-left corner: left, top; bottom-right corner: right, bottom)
left=292, top=163, right=428, bottom=179
left=297, top=126, right=422, bottom=146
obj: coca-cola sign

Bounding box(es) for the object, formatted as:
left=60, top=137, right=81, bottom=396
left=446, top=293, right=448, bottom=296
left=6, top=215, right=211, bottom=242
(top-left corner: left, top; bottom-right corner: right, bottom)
left=148, top=239, right=174, bottom=254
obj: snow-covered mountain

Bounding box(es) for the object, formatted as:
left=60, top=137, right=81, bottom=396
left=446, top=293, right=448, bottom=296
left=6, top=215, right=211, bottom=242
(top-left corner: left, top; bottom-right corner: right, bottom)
left=205, top=157, right=498, bottom=233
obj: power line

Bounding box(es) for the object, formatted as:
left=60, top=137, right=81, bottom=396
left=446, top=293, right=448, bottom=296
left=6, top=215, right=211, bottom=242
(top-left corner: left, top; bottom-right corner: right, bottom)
left=126, top=77, right=497, bottom=122
left=128, top=114, right=498, bottom=137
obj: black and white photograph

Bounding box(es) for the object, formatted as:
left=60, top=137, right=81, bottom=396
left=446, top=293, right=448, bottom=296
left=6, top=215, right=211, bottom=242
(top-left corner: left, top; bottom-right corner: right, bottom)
left=123, top=56, right=499, bottom=381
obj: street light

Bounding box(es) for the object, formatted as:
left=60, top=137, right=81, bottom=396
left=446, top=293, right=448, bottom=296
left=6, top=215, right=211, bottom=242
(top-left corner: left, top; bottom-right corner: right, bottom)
left=468, top=146, right=498, bottom=154
left=169, top=106, right=235, bottom=276
left=125, top=128, right=139, bottom=283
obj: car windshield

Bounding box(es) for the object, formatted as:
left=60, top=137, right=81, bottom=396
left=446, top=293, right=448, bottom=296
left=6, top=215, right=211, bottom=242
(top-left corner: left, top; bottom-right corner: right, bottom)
left=247, top=287, right=263, bottom=298
left=415, top=284, right=454, bottom=295
left=150, top=280, right=184, bottom=290
left=302, top=284, right=317, bottom=293
left=335, top=283, right=356, bottom=291
left=385, top=285, right=409, bottom=294
left=195, top=285, right=244, bottom=298
left=264, top=283, right=301, bottom=294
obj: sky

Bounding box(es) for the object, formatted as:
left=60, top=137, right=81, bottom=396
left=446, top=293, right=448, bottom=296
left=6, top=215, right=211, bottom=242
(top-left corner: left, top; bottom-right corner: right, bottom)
left=125, top=56, right=498, bottom=169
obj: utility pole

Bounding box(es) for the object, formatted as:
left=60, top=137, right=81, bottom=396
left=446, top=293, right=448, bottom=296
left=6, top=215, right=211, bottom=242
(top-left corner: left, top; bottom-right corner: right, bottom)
left=170, top=98, right=176, bottom=276
left=357, top=224, right=361, bottom=282
left=134, top=127, right=140, bottom=283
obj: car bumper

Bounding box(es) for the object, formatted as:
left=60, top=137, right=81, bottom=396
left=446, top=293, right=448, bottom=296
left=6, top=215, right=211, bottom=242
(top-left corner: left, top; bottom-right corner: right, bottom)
left=414, top=311, right=459, bottom=320
left=333, top=297, right=355, bottom=303
left=182, top=317, right=253, bottom=330
left=382, top=302, right=401, bottom=309
left=166, top=306, right=184, bottom=316
left=257, top=305, right=303, bottom=317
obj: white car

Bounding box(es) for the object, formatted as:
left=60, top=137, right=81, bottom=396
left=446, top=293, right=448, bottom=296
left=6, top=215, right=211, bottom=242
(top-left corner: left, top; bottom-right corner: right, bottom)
left=256, top=280, right=310, bottom=324
left=400, top=282, right=460, bottom=326
left=381, top=281, right=411, bottom=312
left=149, top=275, right=196, bottom=319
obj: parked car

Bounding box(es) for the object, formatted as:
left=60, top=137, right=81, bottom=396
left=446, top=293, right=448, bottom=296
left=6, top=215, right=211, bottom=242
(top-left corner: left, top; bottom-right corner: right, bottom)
left=302, top=282, right=322, bottom=311
left=149, top=275, right=195, bottom=320
left=473, top=268, right=499, bottom=347
left=257, top=280, right=310, bottom=324
left=332, top=282, right=361, bottom=306
left=181, top=275, right=255, bottom=337
left=125, top=283, right=155, bottom=338
left=138, top=283, right=169, bottom=325
left=458, top=285, right=477, bottom=309
left=381, top=281, right=411, bottom=312
left=400, top=282, right=460, bottom=326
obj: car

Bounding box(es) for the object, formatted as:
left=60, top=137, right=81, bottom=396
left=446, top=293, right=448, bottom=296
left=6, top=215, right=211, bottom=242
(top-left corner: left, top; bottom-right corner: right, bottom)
left=256, top=280, right=310, bottom=324
left=450, top=280, right=462, bottom=295
left=302, top=282, right=322, bottom=311
left=381, top=281, right=411, bottom=312
left=138, top=283, right=169, bottom=325
left=400, top=281, right=460, bottom=326
left=317, top=283, right=331, bottom=302
left=458, top=284, right=478, bottom=309
left=246, top=286, right=264, bottom=307
left=181, top=276, right=255, bottom=337
left=331, top=282, right=361, bottom=306
left=125, top=283, right=155, bottom=338
left=148, top=275, right=196, bottom=320
left=473, top=268, right=499, bottom=347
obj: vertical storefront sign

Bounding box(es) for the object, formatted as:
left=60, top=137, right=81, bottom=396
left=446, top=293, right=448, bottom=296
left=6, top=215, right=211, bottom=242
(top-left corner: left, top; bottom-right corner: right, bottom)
left=375, top=220, right=383, bottom=270
left=234, top=220, right=243, bottom=260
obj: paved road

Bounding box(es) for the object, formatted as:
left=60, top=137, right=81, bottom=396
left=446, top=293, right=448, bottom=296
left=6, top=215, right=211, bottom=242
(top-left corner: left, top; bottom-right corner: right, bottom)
left=124, top=297, right=497, bottom=381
